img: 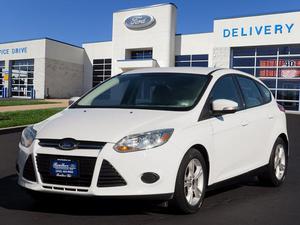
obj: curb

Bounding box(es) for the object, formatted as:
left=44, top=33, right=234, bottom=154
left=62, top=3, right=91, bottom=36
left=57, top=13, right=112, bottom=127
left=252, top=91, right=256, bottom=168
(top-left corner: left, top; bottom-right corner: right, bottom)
left=0, top=125, right=28, bottom=135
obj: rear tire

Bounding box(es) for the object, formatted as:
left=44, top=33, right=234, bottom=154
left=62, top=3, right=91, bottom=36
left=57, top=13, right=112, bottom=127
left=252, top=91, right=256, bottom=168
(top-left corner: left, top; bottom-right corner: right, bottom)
left=169, top=148, right=208, bottom=214
left=259, top=137, right=288, bottom=186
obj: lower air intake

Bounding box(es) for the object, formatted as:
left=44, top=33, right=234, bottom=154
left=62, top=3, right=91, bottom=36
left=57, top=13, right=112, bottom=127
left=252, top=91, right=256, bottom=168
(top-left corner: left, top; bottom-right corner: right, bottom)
left=23, top=155, right=36, bottom=182
left=97, top=160, right=127, bottom=187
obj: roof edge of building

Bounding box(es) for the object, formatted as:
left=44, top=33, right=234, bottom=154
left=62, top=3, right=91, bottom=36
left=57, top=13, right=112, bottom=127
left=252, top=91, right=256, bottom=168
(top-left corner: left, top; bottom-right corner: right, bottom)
left=176, top=31, right=214, bottom=36
left=82, top=40, right=113, bottom=46
left=45, top=38, right=83, bottom=49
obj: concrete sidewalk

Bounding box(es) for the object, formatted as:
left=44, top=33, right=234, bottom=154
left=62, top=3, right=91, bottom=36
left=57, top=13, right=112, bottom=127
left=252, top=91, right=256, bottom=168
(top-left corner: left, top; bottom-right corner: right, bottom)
left=0, top=99, right=68, bottom=112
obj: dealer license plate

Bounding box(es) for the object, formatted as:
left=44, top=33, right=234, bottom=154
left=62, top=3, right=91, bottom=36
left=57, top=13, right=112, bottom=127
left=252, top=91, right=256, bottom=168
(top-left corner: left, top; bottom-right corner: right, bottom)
left=50, top=159, right=79, bottom=178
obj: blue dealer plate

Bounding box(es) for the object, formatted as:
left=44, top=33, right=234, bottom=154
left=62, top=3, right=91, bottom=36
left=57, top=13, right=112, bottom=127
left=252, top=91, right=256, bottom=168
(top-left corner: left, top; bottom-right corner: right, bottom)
left=50, top=159, right=79, bottom=178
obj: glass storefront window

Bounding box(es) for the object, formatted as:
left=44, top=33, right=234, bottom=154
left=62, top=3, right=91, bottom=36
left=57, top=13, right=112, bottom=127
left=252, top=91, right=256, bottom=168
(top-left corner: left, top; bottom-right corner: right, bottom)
left=270, top=90, right=276, bottom=98
left=278, top=101, right=299, bottom=111
left=11, top=59, right=34, bottom=98
left=92, top=58, right=111, bottom=87
left=175, top=54, right=208, bottom=67
left=0, top=61, right=4, bottom=97
left=192, top=54, right=208, bottom=60
left=236, top=68, right=255, bottom=75
left=130, top=50, right=153, bottom=59
left=256, top=68, right=277, bottom=78
left=232, top=45, right=300, bottom=111
left=257, top=47, right=278, bottom=56
left=256, top=57, right=277, bottom=68
left=232, top=58, right=255, bottom=67
left=278, top=46, right=290, bottom=55
left=278, top=68, right=300, bottom=78
left=175, top=55, right=190, bottom=61
left=289, top=46, right=300, bottom=55
left=232, top=47, right=255, bottom=56
left=175, top=62, right=190, bottom=67
left=277, top=79, right=300, bottom=89
left=191, top=61, right=208, bottom=67
left=277, top=90, right=299, bottom=101
left=260, top=79, right=276, bottom=89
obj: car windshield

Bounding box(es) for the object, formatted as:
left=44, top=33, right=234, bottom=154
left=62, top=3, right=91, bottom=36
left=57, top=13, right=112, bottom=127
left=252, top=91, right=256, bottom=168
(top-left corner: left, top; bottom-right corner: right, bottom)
left=73, top=73, right=209, bottom=111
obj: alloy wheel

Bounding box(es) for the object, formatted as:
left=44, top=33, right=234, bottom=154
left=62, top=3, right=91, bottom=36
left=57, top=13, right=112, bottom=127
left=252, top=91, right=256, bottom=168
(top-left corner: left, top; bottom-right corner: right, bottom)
left=274, top=144, right=286, bottom=180
left=184, top=158, right=204, bottom=206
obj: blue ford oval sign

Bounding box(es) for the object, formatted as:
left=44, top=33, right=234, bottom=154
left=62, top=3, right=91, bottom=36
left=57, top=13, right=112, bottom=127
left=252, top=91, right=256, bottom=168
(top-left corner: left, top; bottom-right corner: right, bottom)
left=125, top=15, right=155, bottom=30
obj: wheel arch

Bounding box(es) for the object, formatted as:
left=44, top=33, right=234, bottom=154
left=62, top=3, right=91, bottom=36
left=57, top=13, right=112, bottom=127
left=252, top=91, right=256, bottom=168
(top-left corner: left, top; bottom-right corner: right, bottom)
left=278, top=133, right=289, bottom=156
left=190, top=144, right=210, bottom=183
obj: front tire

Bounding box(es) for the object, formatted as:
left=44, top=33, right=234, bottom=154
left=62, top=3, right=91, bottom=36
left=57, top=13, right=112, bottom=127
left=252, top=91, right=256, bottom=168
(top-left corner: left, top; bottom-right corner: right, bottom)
left=169, top=148, right=208, bottom=214
left=259, top=137, right=288, bottom=186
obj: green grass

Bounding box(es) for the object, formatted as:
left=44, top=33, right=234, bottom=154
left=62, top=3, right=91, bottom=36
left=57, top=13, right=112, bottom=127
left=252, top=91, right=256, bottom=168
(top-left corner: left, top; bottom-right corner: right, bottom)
left=0, top=108, right=64, bottom=128
left=0, top=99, right=58, bottom=107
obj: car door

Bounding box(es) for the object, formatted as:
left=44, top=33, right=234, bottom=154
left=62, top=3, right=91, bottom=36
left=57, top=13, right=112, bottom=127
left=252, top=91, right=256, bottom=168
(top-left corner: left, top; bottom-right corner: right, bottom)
left=235, top=75, right=273, bottom=169
left=204, top=75, right=249, bottom=183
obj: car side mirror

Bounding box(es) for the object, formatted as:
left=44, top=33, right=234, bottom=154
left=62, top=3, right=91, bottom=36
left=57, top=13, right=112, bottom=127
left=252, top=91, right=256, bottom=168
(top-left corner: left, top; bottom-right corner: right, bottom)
left=69, top=97, right=80, bottom=106
left=212, top=99, right=239, bottom=116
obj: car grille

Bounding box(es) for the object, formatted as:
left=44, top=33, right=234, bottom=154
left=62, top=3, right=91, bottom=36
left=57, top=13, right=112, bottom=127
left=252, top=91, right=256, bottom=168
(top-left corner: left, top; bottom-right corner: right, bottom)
left=23, top=155, right=36, bottom=182
left=97, top=160, right=127, bottom=187
left=38, top=139, right=105, bottom=150
left=36, top=154, right=96, bottom=187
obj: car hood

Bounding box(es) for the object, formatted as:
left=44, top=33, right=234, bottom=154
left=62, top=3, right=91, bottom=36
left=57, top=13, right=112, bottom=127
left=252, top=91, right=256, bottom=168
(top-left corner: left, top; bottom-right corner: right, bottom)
left=35, top=108, right=192, bottom=143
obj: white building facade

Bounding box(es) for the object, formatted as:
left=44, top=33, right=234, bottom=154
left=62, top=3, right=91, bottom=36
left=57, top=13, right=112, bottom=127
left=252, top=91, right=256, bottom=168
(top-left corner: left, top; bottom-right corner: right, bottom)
left=1, top=3, right=300, bottom=111
left=0, top=38, right=84, bottom=99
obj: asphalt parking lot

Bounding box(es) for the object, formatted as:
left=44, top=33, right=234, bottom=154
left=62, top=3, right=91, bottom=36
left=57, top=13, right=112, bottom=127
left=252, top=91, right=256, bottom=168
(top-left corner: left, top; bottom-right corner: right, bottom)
left=0, top=114, right=299, bottom=225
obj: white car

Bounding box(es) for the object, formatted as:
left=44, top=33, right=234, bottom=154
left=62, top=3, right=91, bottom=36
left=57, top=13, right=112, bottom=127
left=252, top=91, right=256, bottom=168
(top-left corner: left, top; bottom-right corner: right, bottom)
left=17, top=67, right=288, bottom=213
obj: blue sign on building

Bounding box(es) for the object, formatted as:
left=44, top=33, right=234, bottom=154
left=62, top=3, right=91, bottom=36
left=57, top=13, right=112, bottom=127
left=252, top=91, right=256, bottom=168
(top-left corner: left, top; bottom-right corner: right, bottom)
left=0, top=47, right=27, bottom=55
left=223, top=23, right=294, bottom=38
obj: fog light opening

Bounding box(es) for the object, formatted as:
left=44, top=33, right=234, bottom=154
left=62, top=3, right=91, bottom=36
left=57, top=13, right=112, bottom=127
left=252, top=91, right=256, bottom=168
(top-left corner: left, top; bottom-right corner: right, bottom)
left=141, top=172, right=160, bottom=184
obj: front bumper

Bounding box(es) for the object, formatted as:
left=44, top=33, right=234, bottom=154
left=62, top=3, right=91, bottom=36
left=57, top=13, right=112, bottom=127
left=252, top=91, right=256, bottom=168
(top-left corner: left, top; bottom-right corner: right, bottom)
left=17, top=140, right=180, bottom=198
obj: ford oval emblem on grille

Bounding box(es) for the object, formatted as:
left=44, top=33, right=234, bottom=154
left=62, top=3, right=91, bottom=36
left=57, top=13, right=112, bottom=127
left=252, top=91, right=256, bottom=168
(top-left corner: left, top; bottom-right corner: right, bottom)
left=124, top=15, right=155, bottom=30
left=58, top=138, right=78, bottom=150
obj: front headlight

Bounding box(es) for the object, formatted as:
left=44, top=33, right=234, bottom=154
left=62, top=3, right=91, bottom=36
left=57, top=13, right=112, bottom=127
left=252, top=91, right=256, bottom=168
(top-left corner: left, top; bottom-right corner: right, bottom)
left=113, top=129, right=174, bottom=153
left=20, top=126, right=37, bottom=148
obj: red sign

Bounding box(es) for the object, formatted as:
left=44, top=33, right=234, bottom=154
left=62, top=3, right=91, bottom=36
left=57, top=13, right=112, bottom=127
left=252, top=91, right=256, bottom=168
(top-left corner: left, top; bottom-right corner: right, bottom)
left=259, top=59, right=300, bottom=78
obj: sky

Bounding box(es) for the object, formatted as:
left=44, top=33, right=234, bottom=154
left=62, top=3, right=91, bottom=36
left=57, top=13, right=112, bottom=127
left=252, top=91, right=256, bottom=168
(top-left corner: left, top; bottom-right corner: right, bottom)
left=1, top=0, right=300, bottom=46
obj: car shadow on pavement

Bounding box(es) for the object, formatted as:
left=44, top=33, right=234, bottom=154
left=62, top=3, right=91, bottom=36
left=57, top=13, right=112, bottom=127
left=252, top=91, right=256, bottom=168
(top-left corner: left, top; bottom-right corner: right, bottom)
left=0, top=174, right=167, bottom=215
left=0, top=174, right=267, bottom=216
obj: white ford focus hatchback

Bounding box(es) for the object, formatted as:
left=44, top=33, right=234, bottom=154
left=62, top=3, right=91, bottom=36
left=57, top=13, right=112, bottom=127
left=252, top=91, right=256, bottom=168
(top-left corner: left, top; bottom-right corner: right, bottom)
left=17, top=67, right=288, bottom=213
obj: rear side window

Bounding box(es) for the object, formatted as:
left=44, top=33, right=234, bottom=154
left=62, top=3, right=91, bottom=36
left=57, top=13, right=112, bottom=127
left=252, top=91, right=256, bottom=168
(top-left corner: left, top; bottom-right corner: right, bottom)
left=210, top=75, right=242, bottom=109
left=237, top=76, right=263, bottom=108
left=256, top=81, right=272, bottom=103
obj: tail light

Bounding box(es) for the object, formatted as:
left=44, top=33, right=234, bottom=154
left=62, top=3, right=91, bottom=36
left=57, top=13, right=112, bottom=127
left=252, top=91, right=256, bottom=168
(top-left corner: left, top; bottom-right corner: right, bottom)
left=277, top=103, right=285, bottom=112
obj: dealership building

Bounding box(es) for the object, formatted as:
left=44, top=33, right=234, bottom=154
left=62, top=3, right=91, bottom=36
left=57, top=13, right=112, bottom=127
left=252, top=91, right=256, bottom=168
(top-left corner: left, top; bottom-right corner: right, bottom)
left=1, top=3, right=300, bottom=111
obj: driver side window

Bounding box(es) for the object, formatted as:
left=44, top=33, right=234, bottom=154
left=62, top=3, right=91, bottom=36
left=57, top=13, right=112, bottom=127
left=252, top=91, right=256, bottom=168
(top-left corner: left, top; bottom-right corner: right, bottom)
left=199, top=75, right=243, bottom=121
left=210, top=75, right=243, bottom=109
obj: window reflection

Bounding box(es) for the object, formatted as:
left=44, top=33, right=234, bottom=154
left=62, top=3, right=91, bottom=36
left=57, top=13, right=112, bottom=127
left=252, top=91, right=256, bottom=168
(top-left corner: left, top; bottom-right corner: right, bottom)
left=232, top=45, right=300, bottom=111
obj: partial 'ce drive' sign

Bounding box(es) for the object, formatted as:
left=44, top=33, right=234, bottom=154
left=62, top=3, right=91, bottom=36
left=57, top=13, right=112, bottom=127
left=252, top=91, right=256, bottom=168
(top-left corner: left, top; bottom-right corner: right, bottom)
left=125, top=15, right=156, bottom=30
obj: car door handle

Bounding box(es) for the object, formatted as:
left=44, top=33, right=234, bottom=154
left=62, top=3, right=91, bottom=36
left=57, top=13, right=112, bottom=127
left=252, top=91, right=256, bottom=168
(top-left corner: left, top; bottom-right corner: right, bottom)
left=241, top=121, right=249, bottom=127
left=268, top=115, right=274, bottom=120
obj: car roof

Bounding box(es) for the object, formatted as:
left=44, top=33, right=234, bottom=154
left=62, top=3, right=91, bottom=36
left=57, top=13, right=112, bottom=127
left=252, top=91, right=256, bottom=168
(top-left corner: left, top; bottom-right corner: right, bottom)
left=121, top=67, right=262, bottom=84
left=123, top=67, right=220, bottom=75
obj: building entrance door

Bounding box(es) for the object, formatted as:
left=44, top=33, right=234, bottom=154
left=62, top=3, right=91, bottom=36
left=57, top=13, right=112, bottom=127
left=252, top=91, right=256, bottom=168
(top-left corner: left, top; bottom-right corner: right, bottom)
left=0, top=61, right=4, bottom=97
left=11, top=59, right=34, bottom=98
